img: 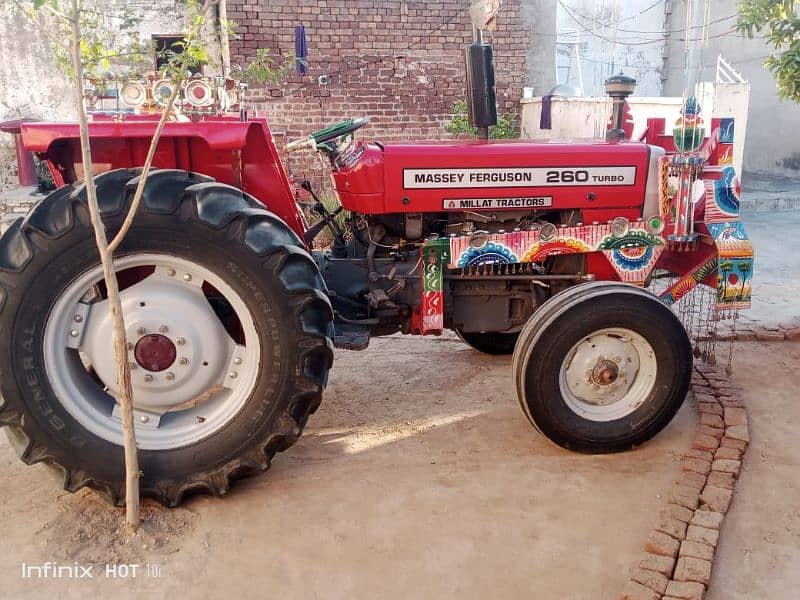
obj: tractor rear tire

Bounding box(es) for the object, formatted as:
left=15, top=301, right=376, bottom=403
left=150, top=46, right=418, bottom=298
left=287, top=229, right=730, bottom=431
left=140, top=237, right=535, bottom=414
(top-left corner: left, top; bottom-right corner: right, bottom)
left=455, top=330, right=519, bottom=355
left=512, top=282, right=691, bottom=453
left=0, top=168, right=334, bottom=506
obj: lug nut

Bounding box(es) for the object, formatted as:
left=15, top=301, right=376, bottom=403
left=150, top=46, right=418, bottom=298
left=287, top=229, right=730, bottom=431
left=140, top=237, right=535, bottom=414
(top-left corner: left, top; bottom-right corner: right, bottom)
left=229, top=371, right=238, bottom=379
left=127, top=342, right=134, bottom=350
left=69, top=329, right=79, bottom=338
left=73, top=314, right=83, bottom=323
left=143, top=374, right=153, bottom=383
left=176, top=337, right=185, bottom=346
left=179, top=357, right=189, bottom=366
left=167, top=268, right=176, bottom=277
left=139, top=415, right=150, bottom=424
left=183, top=273, right=192, bottom=282
left=233, top=357, right=242, bottom=365
left=129, top=362, right=137, bottom=370
left=159, top=325, right=168, bottom=333
left=137, top=327, right=146, bottom=336
left=165, top=372, right=174, bottom=381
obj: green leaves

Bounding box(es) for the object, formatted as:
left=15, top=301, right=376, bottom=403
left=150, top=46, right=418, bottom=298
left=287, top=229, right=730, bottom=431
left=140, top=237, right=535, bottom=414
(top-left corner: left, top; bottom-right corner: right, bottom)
left=445, top=99, right=519, bottom=139
left=737, top=0, right=800, bottom=102
left=230, top=48, right=302, bottom=86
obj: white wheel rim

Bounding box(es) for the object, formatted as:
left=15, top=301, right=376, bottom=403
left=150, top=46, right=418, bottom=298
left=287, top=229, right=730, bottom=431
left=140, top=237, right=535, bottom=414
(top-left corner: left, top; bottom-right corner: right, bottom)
left=43, top=253, right=262, bottom=450
left=558, top=327, right=657, bottom=422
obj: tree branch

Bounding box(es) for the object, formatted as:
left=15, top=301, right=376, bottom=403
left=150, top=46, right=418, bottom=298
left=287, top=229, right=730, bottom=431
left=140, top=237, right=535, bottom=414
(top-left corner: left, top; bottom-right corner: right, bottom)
left=107, top=82, right=180, bottom=253
left=69, top=0, right=139, bottom=533
left=107, top=0, right=216, bottom=253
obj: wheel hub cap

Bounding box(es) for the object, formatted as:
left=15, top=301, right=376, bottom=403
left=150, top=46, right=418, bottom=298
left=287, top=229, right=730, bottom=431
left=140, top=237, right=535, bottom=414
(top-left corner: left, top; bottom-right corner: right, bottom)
left=591, top=359, right=619, bottom=386
left=44, top=255, right=262, bottom=450
left=134, top=334, right=176, bottom=371
left=558, top=327, right=658, bottom=422
left=565, top=334, right=639, bottom=406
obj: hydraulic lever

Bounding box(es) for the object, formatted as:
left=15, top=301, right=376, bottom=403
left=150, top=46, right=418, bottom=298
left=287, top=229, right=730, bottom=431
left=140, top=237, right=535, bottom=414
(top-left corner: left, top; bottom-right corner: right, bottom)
left=300, top=180, right=346, bottom=247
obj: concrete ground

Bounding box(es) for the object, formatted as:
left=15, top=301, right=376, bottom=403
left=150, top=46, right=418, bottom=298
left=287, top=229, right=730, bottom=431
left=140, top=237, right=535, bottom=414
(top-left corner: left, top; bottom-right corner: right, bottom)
left=707, top=342, right=800, bottom=600
left=737, top=209, right=800, bottom=328
left=0, top=184, right=797, bottom=598
left=740, top=172, right=800, bottom=212
left=0, top=334, right=695, bottom=600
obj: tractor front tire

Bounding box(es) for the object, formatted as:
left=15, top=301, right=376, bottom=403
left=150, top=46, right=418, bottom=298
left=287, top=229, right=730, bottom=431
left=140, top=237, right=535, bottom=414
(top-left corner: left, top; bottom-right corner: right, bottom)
left=0, top=169, right=334, bottom=506
left=512, top=282, right=691, bottom=453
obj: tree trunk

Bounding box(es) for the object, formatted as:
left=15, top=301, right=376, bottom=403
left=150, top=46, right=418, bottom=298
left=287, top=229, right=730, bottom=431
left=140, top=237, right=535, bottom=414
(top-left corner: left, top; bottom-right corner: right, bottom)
left=218, top=0, right=231, bottom=78
left=69, top=0, right=140, bottom=533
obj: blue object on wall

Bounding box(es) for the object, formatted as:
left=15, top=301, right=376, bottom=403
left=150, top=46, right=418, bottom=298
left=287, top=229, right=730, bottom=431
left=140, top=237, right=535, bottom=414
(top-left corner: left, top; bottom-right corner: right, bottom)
left=295, top=25, right=308, bottom=75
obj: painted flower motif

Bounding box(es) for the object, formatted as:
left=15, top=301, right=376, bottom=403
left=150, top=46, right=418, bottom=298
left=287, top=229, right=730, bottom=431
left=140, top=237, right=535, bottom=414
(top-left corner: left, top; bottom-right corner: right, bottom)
left=597, top=230, right=662, bottom=251
left=612, top=245, right=654, bottom=271
left=713, top=166, right=740, bottom=215
left=521, top=238, right=591, bottom=263
left=457, top=242, right=518, bottom=268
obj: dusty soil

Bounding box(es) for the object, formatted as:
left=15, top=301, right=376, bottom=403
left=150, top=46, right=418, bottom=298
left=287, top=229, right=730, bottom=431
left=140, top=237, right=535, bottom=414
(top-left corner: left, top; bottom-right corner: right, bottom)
left=707, top=341, right=800, bottom=600
left=0, top=332, right=696, bottom=599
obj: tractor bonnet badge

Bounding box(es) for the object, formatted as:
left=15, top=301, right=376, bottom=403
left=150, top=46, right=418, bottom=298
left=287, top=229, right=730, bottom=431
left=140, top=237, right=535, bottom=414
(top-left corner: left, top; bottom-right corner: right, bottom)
left=443, top=197, right=553, bottom=210
left=403, top=167, right=637, bottom=189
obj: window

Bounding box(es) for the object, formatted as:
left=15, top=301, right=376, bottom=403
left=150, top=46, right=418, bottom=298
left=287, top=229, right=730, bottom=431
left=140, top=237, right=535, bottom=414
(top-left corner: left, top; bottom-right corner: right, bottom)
left=152, top=35, right=203, bottom=76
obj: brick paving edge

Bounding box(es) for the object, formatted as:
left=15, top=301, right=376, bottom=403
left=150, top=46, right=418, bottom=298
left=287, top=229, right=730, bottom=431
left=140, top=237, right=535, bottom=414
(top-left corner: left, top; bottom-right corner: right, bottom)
left=619, top=363, right=749, bottom=600
left=712, top=322, right=800, bottom=343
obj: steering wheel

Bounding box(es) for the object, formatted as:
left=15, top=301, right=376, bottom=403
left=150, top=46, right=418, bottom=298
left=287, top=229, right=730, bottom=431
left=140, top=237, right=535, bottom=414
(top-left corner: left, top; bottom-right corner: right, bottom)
left=286, top=116, right=370, bottom=152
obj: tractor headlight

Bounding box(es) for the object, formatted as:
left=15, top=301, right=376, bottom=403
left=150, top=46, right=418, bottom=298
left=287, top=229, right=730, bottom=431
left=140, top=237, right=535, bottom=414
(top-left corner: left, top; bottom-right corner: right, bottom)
left=119, top=81, right=146, bottom=108
left=185, top=79, right=213, bottom=108
left=539, top=222, right=558, bottom=243
left=152, top=79, right=175, bottom=106
left=611, top=217, right=630, bottom=238
left=645, top=215, right=665, bottom=235
left=469, top=230, right=489, bottom=249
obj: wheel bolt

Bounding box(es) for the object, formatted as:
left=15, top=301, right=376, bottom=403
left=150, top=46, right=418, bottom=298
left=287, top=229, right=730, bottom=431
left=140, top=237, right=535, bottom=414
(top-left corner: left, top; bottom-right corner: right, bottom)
left=143, top=374, right=153, bottom=383
left=127, top=342, right=134, bottom=350
left=183, top=273, right=192, bottom=282
left=129, top=362, right=137, bottom=370
left=167, top=268, right=176, bottom=277
left=139, top=415, right=150, bottom=424
left=137, top=327, right=146, bottom=336
left=165, top=372, right=174, bottom=381
left=69, top=329, right=79, bottom=338
left=233, top=357, right=242, bottom=365
left=176, top=337, right=186, bottom=346
left=179, top=357, right=189, bottom=366
left=159, top=325, right=168, bottom=333
left=229, top=371, right=238, bottom=379
left=73, top=314, right=83, bottom=323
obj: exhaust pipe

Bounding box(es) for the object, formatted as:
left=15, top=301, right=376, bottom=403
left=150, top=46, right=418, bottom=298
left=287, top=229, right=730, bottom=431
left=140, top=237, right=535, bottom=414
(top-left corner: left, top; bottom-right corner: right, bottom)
left=465, top=4, right=499, bottom=140
left=604, top=73, right=636, bottom=141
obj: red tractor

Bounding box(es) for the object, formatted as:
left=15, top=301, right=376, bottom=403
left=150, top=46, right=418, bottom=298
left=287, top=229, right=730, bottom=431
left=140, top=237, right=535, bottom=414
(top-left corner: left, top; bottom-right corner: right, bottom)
left=0, top=45, right=752, bottom=507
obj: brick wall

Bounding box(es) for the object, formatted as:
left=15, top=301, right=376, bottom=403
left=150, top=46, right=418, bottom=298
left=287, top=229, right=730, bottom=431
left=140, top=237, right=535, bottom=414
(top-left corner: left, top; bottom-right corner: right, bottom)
left=228, top=0, right=530, bottom=178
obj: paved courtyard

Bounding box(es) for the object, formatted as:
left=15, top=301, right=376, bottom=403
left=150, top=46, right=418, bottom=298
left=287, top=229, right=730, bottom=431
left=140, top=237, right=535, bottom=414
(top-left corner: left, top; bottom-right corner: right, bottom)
left=0, top=182, right=797, bottom=598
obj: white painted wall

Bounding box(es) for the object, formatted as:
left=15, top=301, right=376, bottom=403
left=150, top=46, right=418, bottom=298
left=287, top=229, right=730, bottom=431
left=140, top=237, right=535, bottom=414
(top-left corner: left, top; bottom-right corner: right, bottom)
left=662, top=0, right=800, bottom=177
left=520, top=0, right=558, bottom=95
left=556, top=0, right=668, bottom=97
left=520, top=82, right=750, bottom=177
left=0, top=1, right=222, bottom=190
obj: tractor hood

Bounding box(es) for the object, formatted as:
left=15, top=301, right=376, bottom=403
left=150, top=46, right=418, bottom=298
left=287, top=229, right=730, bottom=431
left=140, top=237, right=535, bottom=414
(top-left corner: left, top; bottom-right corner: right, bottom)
left=333, top=138, right=662, bottom=220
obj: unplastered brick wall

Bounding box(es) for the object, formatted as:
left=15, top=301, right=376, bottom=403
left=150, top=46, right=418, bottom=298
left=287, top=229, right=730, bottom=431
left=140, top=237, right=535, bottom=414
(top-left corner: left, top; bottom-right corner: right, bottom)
left=228, top=0, right=530, bottom=180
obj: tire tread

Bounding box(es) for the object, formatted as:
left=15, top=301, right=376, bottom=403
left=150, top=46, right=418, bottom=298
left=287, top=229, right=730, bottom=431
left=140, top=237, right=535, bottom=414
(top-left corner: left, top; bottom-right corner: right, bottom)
left=0, top=168, right=333, bottom=507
